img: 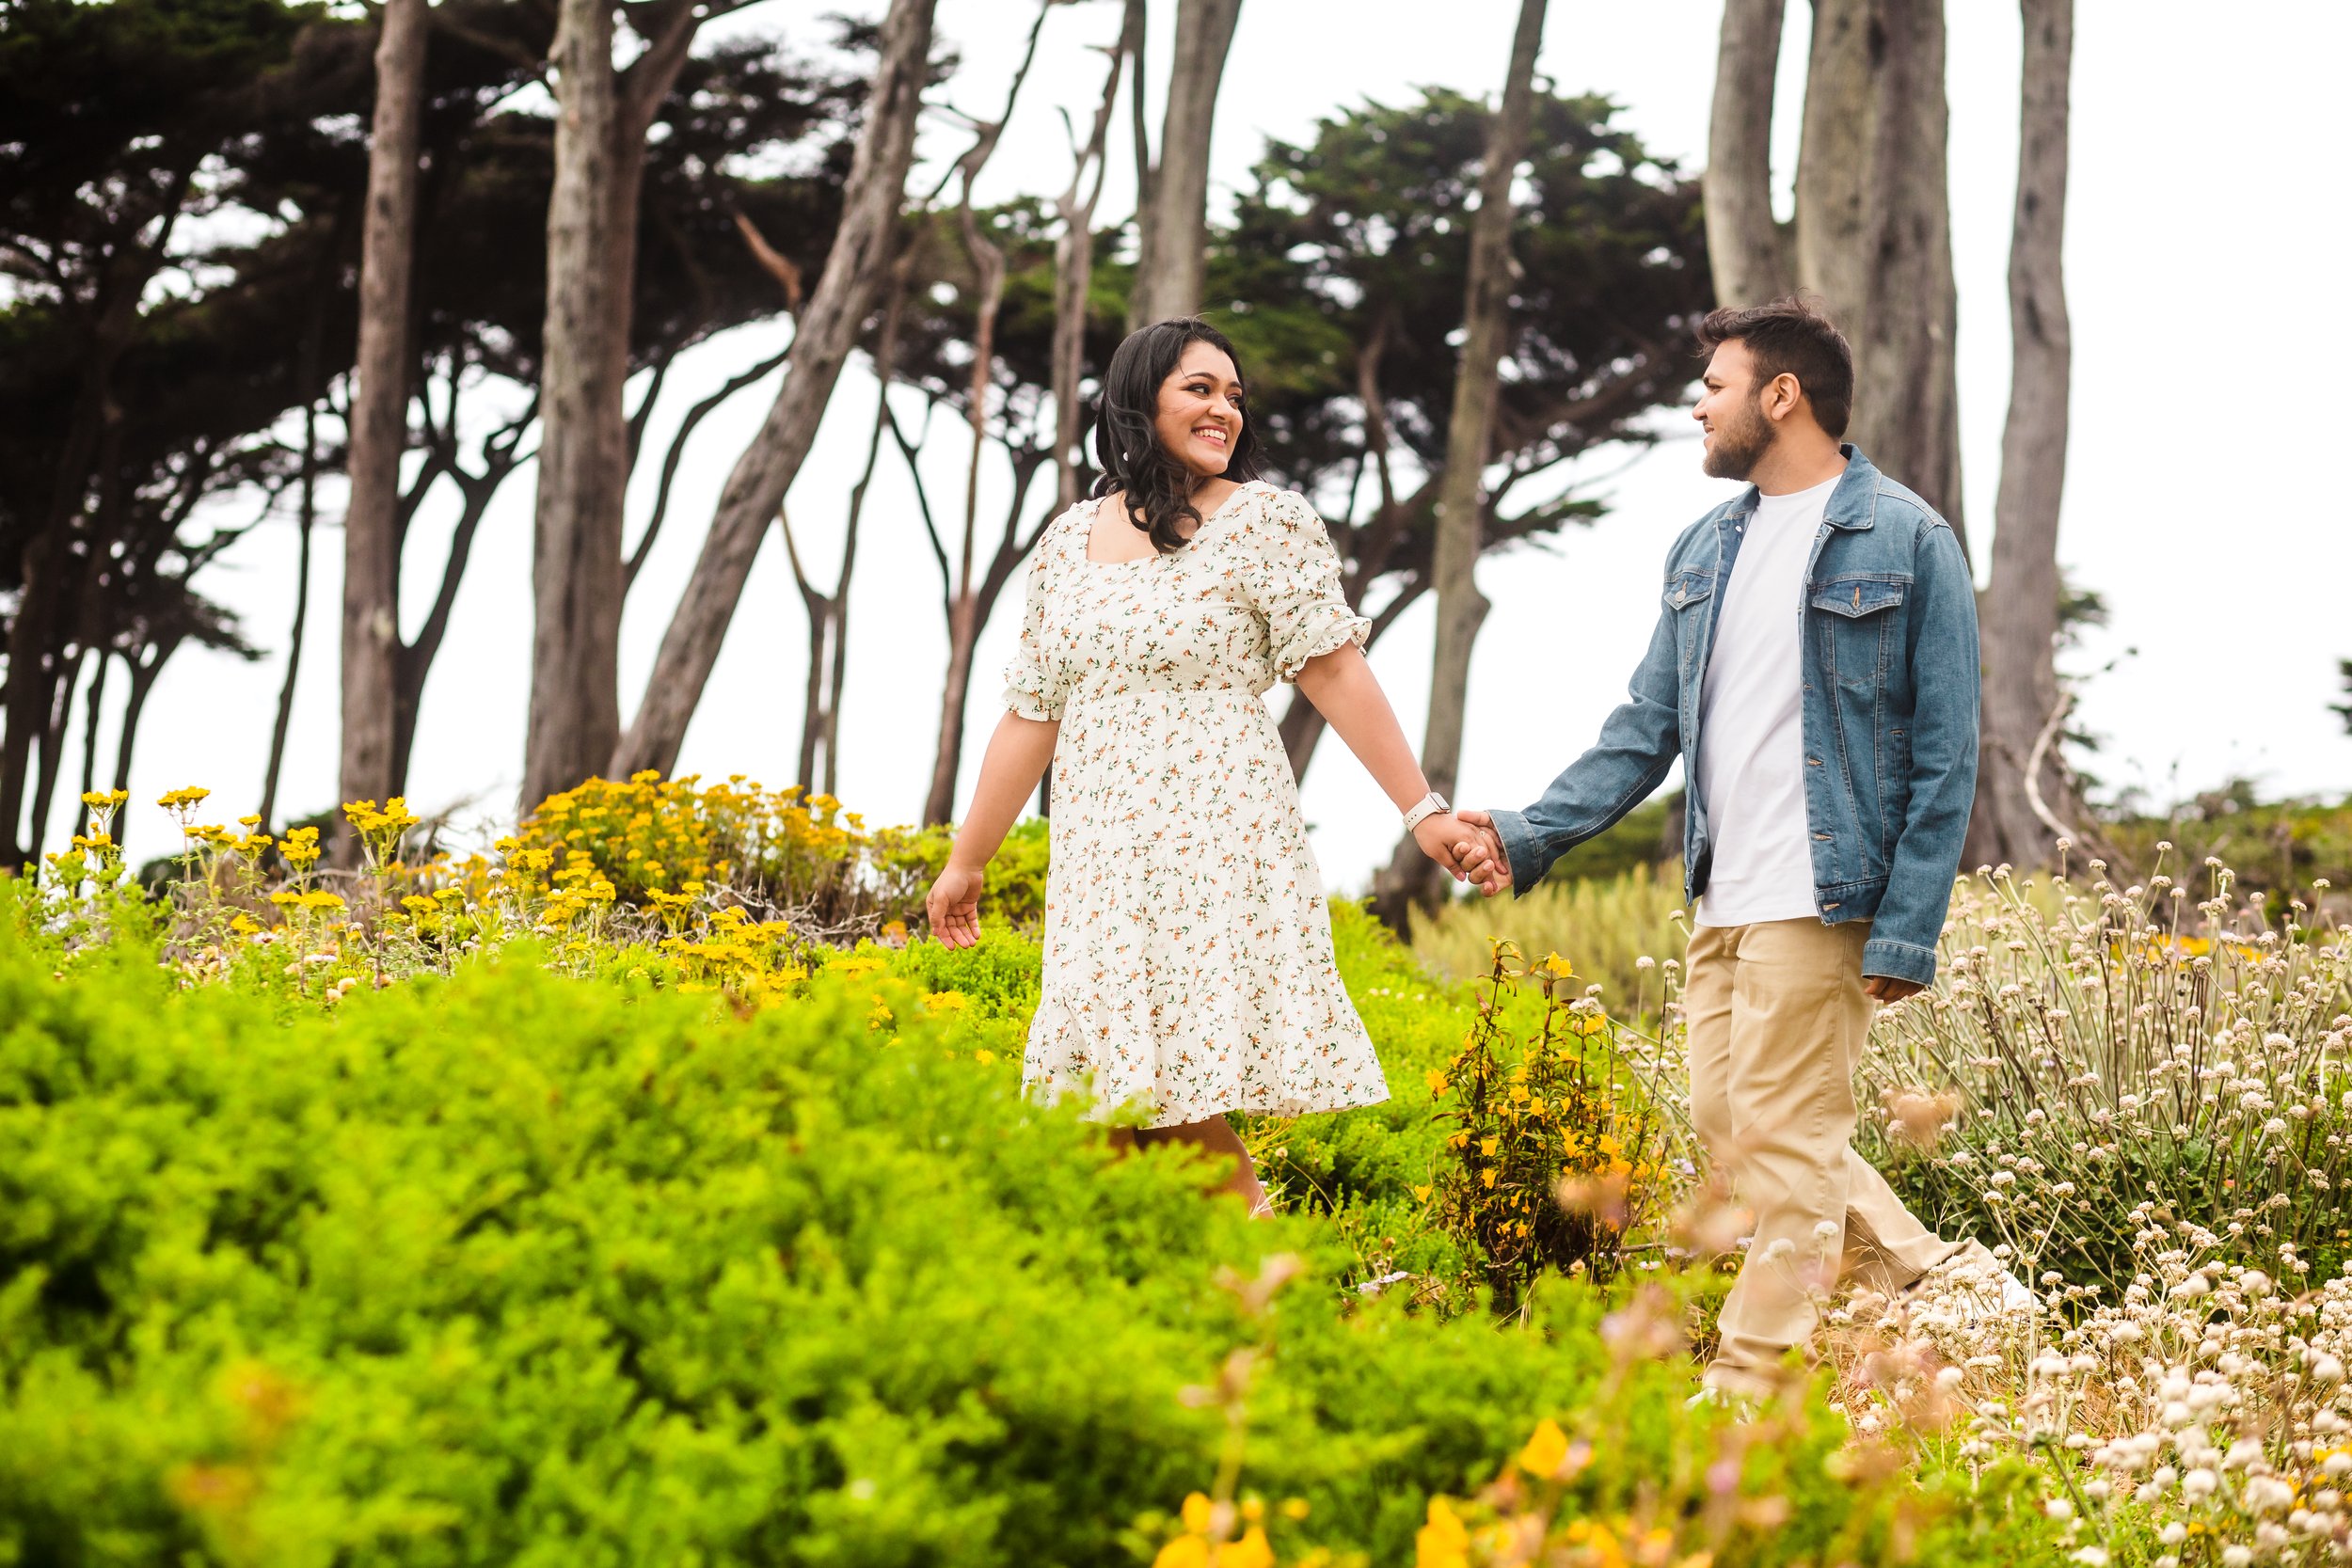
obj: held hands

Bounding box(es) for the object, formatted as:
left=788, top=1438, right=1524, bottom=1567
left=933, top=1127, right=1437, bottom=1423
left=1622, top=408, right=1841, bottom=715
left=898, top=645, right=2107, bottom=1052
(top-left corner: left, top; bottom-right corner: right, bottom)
left=1450, top=808, right=1511, bottom=897
left=926, top=862, right=987, bottom=949
left=1411, top=810, right=1511, bottom=898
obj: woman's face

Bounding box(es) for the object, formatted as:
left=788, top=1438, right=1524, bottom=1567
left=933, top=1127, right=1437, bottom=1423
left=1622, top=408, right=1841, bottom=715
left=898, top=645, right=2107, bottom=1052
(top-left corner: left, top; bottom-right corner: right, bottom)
left=1152, top=341, right=1246, bottom=480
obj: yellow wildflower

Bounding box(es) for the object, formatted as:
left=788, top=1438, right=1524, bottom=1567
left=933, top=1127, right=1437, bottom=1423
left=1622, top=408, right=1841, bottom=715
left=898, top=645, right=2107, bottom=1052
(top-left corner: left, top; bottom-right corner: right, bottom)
left=1519, top=1418, right=1569, bottom=1476
left=1153, top=1538, right=1210, bottom=1568
left=1416, top=1497, right=1470, bottom=1568
left=1217, top=1528, right=1274, bottom=1568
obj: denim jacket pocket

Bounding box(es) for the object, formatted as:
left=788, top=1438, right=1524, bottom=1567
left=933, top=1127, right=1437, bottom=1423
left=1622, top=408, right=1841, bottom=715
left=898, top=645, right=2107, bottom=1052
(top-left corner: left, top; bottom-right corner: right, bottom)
left=1665, top=568, right=1716, bottom=681
left=1809, top=571, right=1910, bottom=688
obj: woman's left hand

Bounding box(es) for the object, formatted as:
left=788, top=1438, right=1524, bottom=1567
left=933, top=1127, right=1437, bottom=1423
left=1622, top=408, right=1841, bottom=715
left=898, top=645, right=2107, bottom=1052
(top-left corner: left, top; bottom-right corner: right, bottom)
left=926, top=863, right=987, bottom=948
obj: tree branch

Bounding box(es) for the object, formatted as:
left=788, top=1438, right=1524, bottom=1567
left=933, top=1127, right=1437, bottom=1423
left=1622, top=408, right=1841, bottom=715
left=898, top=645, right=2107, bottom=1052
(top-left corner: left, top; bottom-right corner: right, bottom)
left=624, top=343, right=789, bottom=590
left=883, top=396, right=950, bottom=587
left=733, top=210, right=805, bottom=311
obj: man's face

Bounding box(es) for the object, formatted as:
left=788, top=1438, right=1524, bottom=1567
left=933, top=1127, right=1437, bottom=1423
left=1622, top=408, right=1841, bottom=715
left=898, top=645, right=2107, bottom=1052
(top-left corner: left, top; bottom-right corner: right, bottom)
left=1694, top=339, right=1775, bottom=482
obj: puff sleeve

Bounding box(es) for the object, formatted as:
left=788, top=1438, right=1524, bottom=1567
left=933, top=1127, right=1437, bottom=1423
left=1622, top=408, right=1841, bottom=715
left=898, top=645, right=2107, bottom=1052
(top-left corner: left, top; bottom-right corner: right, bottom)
left=1240, top=488, right=1371, bottom=681
left=1001, top=522, right=1069, bottom=721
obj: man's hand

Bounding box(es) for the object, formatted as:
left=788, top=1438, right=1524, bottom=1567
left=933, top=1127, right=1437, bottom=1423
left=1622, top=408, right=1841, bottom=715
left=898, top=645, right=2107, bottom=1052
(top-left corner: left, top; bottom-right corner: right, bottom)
left=1863, top=974, right=1924, bottom=1005
left=926, top=863, right=987, bottom=948
left=1450, top=808, right=1512, bottom=897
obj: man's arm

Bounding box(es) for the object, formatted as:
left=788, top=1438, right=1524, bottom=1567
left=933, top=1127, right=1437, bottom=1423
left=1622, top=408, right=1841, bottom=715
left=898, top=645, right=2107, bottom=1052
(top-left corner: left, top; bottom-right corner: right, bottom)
left=1861, top=517, right=1979, bottom=989
left=1472, top=595, right=1684, bottom=895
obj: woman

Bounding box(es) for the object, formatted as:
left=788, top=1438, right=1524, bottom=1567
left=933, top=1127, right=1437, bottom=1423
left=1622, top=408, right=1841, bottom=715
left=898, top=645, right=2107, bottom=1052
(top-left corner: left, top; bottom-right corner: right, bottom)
left=926, top=319, right=1488, bottom=1213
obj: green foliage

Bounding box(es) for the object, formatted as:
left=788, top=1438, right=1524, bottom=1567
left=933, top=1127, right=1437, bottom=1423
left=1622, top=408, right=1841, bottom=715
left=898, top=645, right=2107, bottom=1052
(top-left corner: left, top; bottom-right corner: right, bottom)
left=2103, top=784, right=2352, bottom=913
left=1409, top=864, right=1688, bottom=1021
left=1241, top=903, right=1477, bottom=1290
left=0, top=912, right=2071, bottom=1568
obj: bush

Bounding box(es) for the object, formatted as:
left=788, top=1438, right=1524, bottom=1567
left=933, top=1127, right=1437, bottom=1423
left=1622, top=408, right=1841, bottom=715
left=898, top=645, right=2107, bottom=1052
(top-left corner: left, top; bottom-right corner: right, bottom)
left=1422, top=948, right=1681, bottom=1311
left=0, top=919, right=2062, bottom=1568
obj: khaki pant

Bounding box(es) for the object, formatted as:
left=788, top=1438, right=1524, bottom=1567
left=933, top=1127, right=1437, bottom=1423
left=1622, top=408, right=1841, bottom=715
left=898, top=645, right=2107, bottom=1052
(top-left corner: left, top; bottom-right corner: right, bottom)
left=1685, top=917, right=1962, bottom=1396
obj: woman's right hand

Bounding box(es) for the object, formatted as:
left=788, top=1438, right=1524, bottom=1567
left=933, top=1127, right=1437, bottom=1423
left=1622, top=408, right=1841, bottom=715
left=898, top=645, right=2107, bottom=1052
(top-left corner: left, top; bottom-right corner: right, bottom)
left=926, top=862, right=988, bottom=948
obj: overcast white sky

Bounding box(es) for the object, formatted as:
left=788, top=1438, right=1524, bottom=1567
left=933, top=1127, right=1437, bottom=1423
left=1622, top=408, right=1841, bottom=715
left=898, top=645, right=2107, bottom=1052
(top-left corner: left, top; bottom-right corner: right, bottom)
left=54, top=0, right=2352, bottom=892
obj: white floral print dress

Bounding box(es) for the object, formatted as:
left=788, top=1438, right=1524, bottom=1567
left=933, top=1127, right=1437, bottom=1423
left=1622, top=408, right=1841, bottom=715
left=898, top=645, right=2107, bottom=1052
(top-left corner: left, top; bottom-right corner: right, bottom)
left=1003, top=480, right=1391, bottom=1128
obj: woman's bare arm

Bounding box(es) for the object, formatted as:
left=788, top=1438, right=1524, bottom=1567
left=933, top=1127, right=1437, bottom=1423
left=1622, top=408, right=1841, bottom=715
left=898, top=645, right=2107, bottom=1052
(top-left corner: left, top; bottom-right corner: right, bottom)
left=927, top=711, right=1058, bottom=945
left=1293, top=644, right=1502, bottom=893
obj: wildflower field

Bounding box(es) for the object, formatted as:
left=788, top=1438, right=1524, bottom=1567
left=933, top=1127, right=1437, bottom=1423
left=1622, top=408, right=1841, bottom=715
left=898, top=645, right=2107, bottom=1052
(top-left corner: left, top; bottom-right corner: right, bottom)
left=6, top=777, right=2350, bottom=1566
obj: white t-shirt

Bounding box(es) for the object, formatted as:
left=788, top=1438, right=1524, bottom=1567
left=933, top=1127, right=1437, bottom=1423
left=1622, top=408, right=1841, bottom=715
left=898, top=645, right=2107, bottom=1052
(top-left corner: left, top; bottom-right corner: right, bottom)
left=1692, top=471, right=1841, bottom=928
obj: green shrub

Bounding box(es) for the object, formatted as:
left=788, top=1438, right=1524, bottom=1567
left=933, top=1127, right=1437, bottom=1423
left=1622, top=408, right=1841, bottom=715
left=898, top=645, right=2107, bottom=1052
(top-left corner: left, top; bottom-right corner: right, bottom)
left=0, top=906, right=2073, bottom=1567
left=1407, top=866, right=1687, bottom=1022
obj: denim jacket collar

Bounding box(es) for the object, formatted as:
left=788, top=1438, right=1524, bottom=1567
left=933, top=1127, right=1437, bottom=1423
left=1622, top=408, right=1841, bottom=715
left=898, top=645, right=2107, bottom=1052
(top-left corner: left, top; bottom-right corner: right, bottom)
left=1726, top=444, right=1880, bottom=531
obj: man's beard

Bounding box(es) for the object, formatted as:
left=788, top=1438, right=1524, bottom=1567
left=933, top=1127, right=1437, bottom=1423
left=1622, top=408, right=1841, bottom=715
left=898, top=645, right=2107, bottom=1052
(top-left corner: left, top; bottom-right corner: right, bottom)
left=1702, top=395, right=1774, bottom=481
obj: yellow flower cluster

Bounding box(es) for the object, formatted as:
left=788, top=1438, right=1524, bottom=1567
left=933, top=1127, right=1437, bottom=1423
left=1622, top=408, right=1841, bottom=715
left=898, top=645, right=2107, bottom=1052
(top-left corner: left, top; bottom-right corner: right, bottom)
left=1151, top=1493, right=1314, bottom=1568
left=342, top=797, right=421, bottom=875
left=1414, top=1409, right=1775, bottom=1568
left=1422, top=943, right=1677, bottom=1300
left=509, top=770, right=962, bottom=936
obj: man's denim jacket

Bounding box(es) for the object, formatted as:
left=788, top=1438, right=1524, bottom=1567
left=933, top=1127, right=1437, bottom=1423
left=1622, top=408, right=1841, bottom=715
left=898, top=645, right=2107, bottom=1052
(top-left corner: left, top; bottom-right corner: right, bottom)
left=1488, top=446, right=1978, bottom=988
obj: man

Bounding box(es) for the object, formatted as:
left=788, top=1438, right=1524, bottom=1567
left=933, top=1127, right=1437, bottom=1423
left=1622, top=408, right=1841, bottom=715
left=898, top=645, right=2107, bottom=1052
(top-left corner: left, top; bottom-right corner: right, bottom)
left=1453, top=296, right=2025, bottom=1399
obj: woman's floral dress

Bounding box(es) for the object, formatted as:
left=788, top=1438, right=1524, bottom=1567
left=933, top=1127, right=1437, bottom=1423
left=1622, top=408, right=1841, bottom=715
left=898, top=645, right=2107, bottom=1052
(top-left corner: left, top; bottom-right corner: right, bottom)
left=1003, top=481, right=1391, bottom=1128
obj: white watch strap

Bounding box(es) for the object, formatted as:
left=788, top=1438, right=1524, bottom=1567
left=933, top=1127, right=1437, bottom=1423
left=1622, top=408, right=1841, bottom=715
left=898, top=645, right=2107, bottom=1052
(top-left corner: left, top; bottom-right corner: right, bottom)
left=1400, top=792, right=1450, bottom=834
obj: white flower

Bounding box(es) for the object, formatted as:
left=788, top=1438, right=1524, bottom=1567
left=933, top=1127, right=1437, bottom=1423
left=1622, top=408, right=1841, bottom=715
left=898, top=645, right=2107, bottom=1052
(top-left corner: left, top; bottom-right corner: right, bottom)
left=2247, top=1475, right=2295, bottom=1514
left=2183, top=1467, right=2218, bottom=1498
left=2158, top=1523, right=2187, bottom=1545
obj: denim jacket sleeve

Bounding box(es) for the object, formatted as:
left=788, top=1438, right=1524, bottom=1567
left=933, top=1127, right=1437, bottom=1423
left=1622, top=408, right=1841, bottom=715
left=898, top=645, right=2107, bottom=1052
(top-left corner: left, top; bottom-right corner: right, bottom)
left=1486, top=595, right=1681, bottom=894
left=1860, top=517, right=1979, bottom=986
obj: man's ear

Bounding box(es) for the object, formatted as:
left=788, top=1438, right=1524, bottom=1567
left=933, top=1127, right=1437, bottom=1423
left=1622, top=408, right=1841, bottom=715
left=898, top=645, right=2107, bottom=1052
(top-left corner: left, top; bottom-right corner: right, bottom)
left=1764, top=372, right=1804, bottom=424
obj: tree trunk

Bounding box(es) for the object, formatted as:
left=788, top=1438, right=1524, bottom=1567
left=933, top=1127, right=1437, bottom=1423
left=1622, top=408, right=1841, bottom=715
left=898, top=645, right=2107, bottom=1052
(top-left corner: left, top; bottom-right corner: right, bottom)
left=1127, top=0, right=1242, bottom=329
left=1793, top=0, right=1875, bottom=331
left=921, top=451, right=1049, bottom=827
left=1055, top=2, right=1132, bottom=507
left=608, top=0, right=936, bottom=783
left=262, top=397, right=321, bottom=832
left=1967, top=0, right=2076, bottom=871
left=27, top=646, right=87, bottom=860
left=924, top=598, right=981, bottom=829
left=338, top=0, right=425, bottom=856
left=0, top=195, right=174, bottom=870
left=787, top=253, right=909, bottom=796
left=524, top=0, right=628, bottom=808
left=111, top=641, right=173, bottom=847
left=1705, top=0, right=1793, bottom=308
left=77, top=650, right=110, bottom=806
left=1846, top=0, right=1964, bottom=542
left=1372, top=0, right=1546, bottom=927
left=523, top=0, right=707, bottom=810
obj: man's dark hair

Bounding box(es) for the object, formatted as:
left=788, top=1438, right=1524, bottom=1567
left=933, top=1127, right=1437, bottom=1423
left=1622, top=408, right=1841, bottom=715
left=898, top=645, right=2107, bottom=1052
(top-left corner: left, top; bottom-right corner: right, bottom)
left=1696, top=296, right=1854, bottom=439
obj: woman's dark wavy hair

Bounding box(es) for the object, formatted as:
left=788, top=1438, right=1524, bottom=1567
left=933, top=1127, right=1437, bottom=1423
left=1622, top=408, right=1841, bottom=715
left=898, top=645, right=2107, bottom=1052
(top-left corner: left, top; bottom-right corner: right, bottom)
left=1089, top=318, right=1263, bottom=554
